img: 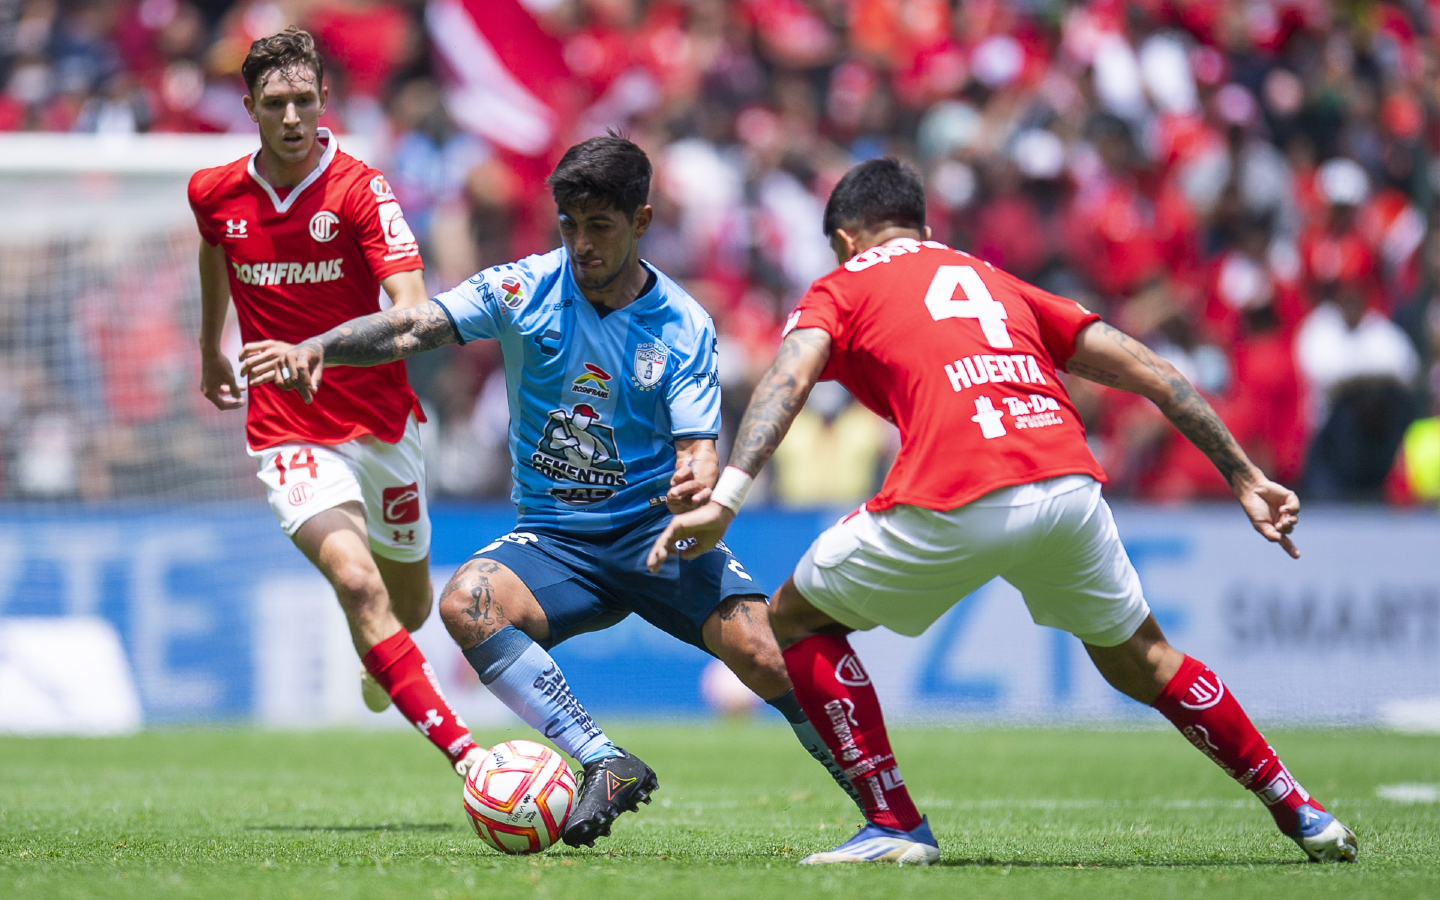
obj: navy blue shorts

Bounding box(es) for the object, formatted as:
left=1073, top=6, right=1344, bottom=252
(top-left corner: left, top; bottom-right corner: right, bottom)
left=471, top=510, right=765, bottom=652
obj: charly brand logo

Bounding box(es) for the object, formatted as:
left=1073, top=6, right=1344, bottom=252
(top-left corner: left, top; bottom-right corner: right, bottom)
left=309, top=210, right=340, bottom=242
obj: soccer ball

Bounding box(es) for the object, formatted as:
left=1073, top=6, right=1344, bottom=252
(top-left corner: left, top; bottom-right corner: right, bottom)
left=462, top=740, right=577, bottom=854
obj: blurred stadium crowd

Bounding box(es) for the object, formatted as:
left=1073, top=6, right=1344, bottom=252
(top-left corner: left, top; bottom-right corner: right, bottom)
left=3, top=0, right=1440, bottom=507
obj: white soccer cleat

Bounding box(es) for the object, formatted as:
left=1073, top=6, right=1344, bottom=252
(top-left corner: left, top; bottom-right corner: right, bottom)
left=799, top=816, right=940, bottom=866
left=360, top=668, right=392, bottom=713
left=453, top=745, right=487, bottom=779
left=1287, top=805, right=1358, bottom=862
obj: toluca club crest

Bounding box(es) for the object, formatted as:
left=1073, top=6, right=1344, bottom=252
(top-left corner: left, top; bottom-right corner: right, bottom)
left=631, top=342, right=668, bottom=390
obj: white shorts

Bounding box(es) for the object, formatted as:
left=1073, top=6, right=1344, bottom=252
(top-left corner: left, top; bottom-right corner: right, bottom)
left=792, top=475, right=1149, bottom=647
left=247, top=415, right=431, bottom=563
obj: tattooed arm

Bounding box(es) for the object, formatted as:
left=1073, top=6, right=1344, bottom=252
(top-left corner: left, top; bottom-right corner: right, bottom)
left=254, top=300, right=460, bottom=404
left=729, top=327, right=833, bottom=474
left=646, top=328, right=832, bottom=570
left=1068, top=321, right=1301, bottom=558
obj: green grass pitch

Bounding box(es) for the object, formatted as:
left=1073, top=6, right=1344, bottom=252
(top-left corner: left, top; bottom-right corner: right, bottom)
left=2, top=723, right=1436, bottom=899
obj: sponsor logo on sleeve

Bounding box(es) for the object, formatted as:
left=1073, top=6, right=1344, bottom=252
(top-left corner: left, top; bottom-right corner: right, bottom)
left=630, top=342, right=668, bottom=390
left=529, top=404, right=627, bottom=506
left=309, top=210, right=340, bottom=242
left=499, top=277, right=526, bottom=309
left=571, top=363, right=612, bottom=398
left=377, top=201, right=419, bottom=261
left=381, top=483, right=422, bottom=524
left=781, top=309, right=803, bottom=336
left=369, top=175, right=396, bottom=202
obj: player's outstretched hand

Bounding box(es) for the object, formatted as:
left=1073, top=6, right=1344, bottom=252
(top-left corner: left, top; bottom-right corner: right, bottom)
left=256, top=341, right=326, bottom=404
left=1235, top=475, right=1301, bottom=559
left=667, top=462, right=713, bottom=513
left=200, top=349, right=244, bottom=410
left=238, top=340, right=294, bottom=387
left=646, top=503, right=735, bottom=573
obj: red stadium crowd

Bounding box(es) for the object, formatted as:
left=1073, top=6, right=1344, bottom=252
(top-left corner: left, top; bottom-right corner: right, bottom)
left=4, top=0, right=1439, bottom=505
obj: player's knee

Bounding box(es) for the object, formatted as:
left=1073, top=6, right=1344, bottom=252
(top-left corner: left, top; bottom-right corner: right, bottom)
left=438, top=582, right=510, bottom=647
left=329, top=561, right=388, bottom=617
left=767, top=580, right=809, bottom=646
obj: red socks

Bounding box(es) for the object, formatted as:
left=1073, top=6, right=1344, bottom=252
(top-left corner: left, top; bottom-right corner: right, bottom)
left=1152, top=655, right=1321, bottom=833
left=362, top=629, right=477, bottom=766
left=782, top=634, right=923, bottom=831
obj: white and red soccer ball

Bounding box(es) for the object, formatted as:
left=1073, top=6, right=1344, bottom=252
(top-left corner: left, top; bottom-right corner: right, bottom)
left=462, top=740, right=576, bottom=854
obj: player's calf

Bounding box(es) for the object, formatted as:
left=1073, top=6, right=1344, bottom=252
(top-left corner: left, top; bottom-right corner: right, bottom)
left=1088, top=617, right=1356, bottom=862
left=703, top=595, right=865, bottom=811
left=375, top=553, right=434, bottom=633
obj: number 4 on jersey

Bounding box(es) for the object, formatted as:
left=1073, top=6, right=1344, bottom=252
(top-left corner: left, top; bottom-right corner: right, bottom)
left=274, top=448, right=319, bottom=486
left=924, top=265, right=1012, bottom=348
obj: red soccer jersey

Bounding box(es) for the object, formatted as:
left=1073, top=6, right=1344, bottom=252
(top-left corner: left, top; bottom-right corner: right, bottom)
left=786, top=239, right=1106, bottom=512
left=188, top=129, right=425, bottom=450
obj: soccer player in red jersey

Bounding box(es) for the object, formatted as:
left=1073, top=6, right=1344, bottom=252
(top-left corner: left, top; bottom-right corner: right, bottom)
left=649, top=159, right=1357, bottom=865
left=189, top=29, right=479, bottom=775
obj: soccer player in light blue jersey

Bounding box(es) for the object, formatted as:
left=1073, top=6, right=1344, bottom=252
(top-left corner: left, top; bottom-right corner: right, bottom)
left=265, top=136, right=859, bottom=847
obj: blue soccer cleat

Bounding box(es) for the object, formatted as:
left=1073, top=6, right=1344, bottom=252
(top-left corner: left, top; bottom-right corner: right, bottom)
left=1286, top=804, right=1358, bottom=862
left=799, top=816, right=940, bottom=866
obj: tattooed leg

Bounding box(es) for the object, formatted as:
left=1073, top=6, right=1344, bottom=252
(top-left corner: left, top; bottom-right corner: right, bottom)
left=443, top=556, right=619, bottom=764
left=702, top=596, right=790, bottom=700
left=702, top=594, right=866, bottom=809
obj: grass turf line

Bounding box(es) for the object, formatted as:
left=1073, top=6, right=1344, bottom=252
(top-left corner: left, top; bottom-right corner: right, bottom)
left=1, top=724, right=1435, bottom=899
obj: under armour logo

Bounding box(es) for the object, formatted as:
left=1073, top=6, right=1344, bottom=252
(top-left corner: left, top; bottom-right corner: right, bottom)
left=392, top=529, right=415, bottom=543
left=416, top=708, right=444, bottom=735
left=225, top=218, right=248, bottom=239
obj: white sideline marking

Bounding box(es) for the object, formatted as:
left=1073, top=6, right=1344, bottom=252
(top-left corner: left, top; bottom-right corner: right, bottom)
left=1376, top=783, right=1440, bottom=804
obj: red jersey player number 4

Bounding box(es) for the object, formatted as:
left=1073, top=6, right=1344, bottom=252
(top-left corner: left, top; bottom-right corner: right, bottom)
left=188, top=127, right=426, bottom=450
left=783, top=237, right=1106, bottom=513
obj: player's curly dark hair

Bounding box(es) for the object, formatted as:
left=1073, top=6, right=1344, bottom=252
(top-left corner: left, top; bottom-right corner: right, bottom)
left=548, top=135, right=652, bottom=219
left=822, top=157, right=926, bottom=238
left=242, top=27, right=324, bottom=98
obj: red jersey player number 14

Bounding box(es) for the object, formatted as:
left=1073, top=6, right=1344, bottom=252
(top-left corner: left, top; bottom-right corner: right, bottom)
left=188, top=128, right=425, bottom=452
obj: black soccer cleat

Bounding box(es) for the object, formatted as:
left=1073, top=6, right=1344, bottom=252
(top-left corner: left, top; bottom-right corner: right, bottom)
left=561, top=747, right=659, bottom=848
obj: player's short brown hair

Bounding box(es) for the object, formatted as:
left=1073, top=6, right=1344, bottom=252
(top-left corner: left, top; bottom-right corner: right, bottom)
left=242, top=27, right=324, bottom=98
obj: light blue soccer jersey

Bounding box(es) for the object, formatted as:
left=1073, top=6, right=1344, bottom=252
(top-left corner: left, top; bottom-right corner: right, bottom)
left=433, top=247, right=721, bottom=532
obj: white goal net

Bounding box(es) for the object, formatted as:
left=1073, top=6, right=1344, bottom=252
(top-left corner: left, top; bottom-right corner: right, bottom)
left=0, top=133, right=370, bottom=502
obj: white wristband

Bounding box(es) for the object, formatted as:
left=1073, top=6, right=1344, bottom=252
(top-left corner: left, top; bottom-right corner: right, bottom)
left=711, top=466, right=754, bottom=514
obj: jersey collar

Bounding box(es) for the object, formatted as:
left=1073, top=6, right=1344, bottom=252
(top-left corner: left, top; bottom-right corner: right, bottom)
left=564, top=253, right=664, bottom=316
left=247, top=127, right=338, bottom=216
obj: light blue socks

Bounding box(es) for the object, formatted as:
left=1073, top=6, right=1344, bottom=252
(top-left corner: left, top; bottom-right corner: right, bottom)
left=463, top=626, right=623, bottom=765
